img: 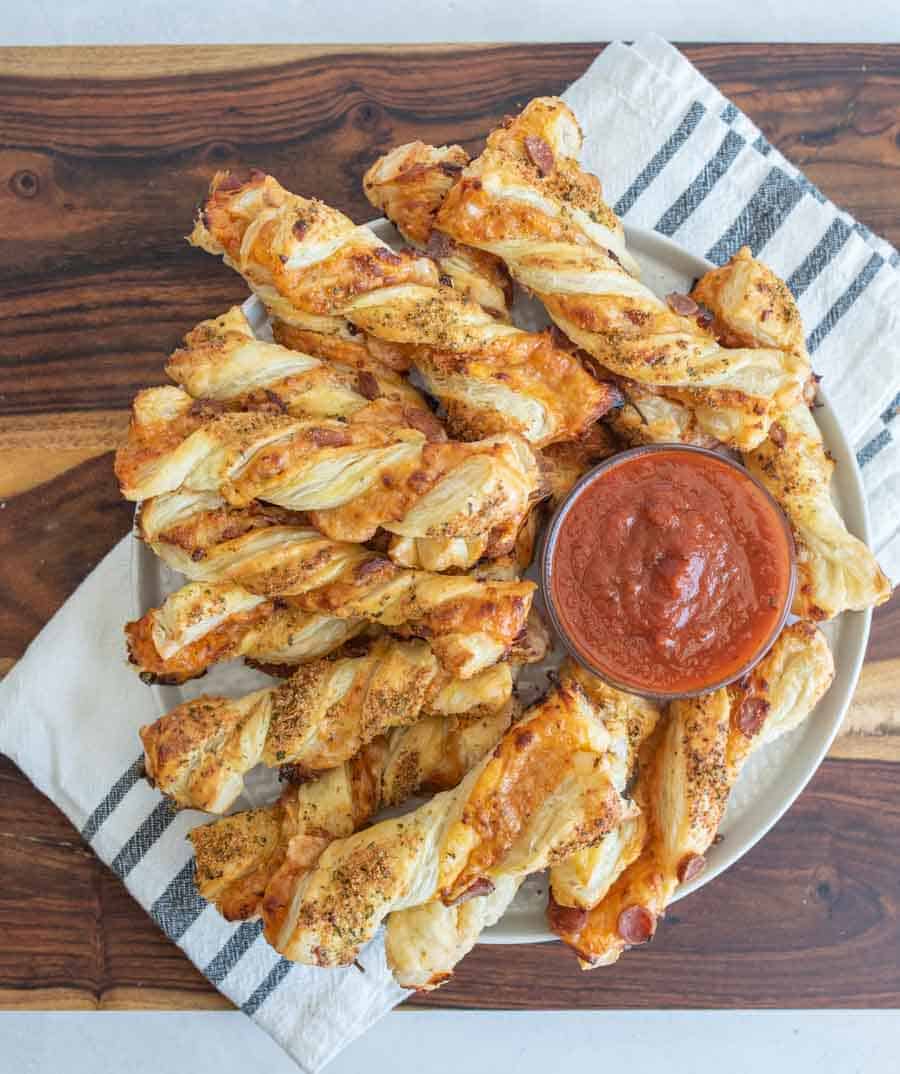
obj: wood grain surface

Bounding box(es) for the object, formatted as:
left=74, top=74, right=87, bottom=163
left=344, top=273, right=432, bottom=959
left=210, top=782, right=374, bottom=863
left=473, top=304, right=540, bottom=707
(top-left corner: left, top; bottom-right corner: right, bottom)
left=0, top=42, right=898, bottom=1012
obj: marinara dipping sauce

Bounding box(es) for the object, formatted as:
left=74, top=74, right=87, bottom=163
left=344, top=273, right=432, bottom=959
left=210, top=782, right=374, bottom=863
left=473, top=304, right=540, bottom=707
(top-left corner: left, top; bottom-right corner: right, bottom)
left=543, top=445, right=795, bottom=698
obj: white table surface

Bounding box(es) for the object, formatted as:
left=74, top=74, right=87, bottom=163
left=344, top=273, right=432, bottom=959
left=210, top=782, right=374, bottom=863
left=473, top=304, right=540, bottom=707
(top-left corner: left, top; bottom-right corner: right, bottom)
left=5, top=7, right=900, bottom=1072
left=4, top=1010, right=900, bottom=1074
left=7, top=0, right=900, bottom=44
left=7, top=1009, right=900, bottom=1073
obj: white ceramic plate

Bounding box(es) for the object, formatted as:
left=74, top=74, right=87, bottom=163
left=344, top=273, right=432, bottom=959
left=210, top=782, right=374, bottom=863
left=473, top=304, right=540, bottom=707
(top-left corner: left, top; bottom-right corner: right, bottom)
left=134, top=222, right=872, bottom=944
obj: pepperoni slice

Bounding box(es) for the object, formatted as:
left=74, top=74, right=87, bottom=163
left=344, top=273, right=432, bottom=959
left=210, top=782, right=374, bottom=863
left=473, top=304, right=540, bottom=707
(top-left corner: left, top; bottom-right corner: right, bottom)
left=307, top=427, right=352, bottom=447
left=524, top=135, right=555, bottom=176
left=547, top=896, right=588, bottom=935
left=372, top=246, right=402, bottom=265
left=737, top=697, right=770, bottom=737
left=355, top=556, right=394, bottom=581
left=189, top=398, right=226, bottom=418
left=446, top=877, right=495, bottom=906
left=666, top=292, right=700, bottom=317
left=403, top=407, right=445, bottom=441
left=548, top=324, right=576, bottom=351
left=617, top=905, right=655, bottom=945
left=216, top=169, right=261, bottom=193
left=695, top=304, right=715, bottom=328
left=356, top=371, right=381, bottom=401
left=677, top=852, right=706, bottom=884
left=769, top=422, right=787, bottom=447
left=426, top=229, right=454, bottom=260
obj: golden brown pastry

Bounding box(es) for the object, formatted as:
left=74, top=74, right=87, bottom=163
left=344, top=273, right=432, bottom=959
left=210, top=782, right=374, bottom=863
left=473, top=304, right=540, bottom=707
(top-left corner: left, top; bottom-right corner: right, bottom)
left=550, top=621, right=834, bottom=967
left=141, top=634, right=514, bottom=813
left=124, top=580, right=365, bottom=685
left=374, top=697, right=521, bottom=805
left=168, top=305, right=433, bottom=428
left=539, top=422, right=620, bottom=507
left=362, top=140, right=697, bottom=455
left=126, top=533, right=535, bottom=681
left=384, top=534, right=489, bottom=572
left=384, top=653, right=658, bottom=991
left=388, top=661, right=657, bottom=991
left=748, top=405, right=891, bottom=617
left=143, top=514, right=535, bottom=630
left=189, top=169, right=620, bottom=447
left=548, top=667, right=661, bottom=911
left=189, top=752, right=379, bottom=923
left=385, top=875, right=523, bottom=990
left=690, top=247, right=891, bottom=618
left=190, top=703, right=517, bottom=921
left=536, top=322, right=715, bottom=449
left=472, top=421, right=620, bottom=574
left=604, top=379, right=723, bottom=449
left=388, top=654, right=653, bottom=992
left=467, top=556, right=553, bottom=667
left=259, top=665, right=630, bottom=967
left=435, top=98, right=809, bottom=451
left=363, top=141, right=513, bottom=320
left=691, top=245, right=806, bottom=355
left=134, top=505, right=535, bottom=666
left=551, top=688, right=730, bottom=968
left=269, top=320, right=416, bottom=376
left=113, top=386, right=214, bottom=496
left=139, top=491, right=308, bottom=556
left=116, top=388, right=543, bottom=566
left=141, top=484, right=492, bottom=579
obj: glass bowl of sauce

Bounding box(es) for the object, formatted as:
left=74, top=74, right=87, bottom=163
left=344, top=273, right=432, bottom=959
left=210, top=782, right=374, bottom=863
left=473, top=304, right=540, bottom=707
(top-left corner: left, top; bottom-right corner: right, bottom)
left=542, top=444, right=796, bottom=699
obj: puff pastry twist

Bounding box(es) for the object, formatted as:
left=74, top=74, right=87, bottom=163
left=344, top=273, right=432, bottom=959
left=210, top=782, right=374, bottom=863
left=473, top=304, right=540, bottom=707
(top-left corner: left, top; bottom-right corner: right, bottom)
left=125, top=581, right=364, bottom=685
left=190, top=701, right=516, bottom=921
left=691, top=247, right=891, bottom=618
left=168, top=305, right=435, bottom=430
left=127, top=561, right=548, bottom=686
left=189, top=169, right=620, bottom=447
left=259, top=665, right=630, bottom=967
left=549, top=621, right=834, bottom=967
left=435, top=98, right=809, bottom=451
left=363, top=141, right=513, bottom=320
left=115, top=388, right=543, bottom=564
left=387, top=661, right=661, bottom=990
left=141, top=634, right=514, bottom=813
left=139, top=485, right=490, bottom=578
left=748, top=405, right=891, bottom=617
left=548, top=669, right=662, bottom=911
left=131, top=519, right=535, bottom=679
left=384, top=875, right=523, bottom=990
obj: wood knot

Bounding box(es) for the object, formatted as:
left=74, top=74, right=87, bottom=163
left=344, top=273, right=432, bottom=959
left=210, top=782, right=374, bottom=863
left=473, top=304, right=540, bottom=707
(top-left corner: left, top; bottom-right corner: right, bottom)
left=353, top=102, right=383, bottom=131
left=9, top=169, right=39, bottom=198
left=205, top=141, right=236, bottom=164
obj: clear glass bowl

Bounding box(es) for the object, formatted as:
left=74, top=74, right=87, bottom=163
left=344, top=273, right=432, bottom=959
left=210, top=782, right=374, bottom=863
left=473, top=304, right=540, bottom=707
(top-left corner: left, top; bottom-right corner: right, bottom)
left=540, top=443, right=797, bottom=701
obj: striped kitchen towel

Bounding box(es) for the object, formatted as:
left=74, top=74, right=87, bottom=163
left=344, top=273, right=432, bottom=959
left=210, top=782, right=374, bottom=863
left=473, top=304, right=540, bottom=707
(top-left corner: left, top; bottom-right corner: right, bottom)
left=563, top=34, right=900, bottom=580
left=0, top=536, right=410, bottom=1073
left=0, top=36, right=897, bottom=1074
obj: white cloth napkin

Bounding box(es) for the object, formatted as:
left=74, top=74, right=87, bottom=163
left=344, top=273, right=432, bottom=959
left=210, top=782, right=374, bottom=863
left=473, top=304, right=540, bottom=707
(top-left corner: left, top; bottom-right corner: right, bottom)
left=1, top=35, right=898, bottom=1074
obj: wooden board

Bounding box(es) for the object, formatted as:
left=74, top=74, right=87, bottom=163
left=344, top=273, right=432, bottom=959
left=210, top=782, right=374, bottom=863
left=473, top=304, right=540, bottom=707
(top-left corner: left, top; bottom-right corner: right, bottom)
left=0, top=42, right=898, bottom=1012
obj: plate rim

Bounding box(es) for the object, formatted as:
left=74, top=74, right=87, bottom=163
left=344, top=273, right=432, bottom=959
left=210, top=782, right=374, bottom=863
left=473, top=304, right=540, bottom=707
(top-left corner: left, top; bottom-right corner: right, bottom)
left=132, top=220, right=872, bottom=947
